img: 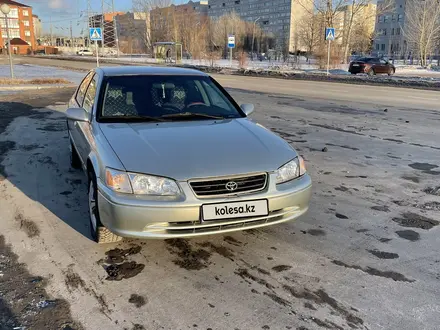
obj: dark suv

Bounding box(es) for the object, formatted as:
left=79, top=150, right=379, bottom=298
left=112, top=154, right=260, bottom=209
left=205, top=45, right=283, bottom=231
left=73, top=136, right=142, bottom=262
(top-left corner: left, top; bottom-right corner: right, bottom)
left=349, top=57, right=395, bottom=76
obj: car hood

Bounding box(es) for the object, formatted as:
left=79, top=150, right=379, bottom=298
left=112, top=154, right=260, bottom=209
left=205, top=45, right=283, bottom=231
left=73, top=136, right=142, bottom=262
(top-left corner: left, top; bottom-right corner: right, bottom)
left=99, top=119, right=297, bottom=181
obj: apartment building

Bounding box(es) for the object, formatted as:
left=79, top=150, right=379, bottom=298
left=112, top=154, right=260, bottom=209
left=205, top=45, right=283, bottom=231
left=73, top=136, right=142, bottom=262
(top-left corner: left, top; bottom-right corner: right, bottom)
left=373, top=0, right=406, bottom=57
left=0, top=0, right=35, bottom=51
left=331, top=3, right=377, bottom=55
left=336, top=4, right=377, bottom=40
left=207, top=0, right=312, bottom=52
left=33, top=14, right=41, bottom=39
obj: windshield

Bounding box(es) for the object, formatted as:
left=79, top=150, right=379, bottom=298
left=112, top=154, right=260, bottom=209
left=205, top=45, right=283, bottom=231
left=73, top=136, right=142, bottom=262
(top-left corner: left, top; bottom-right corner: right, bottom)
left=99, top=75, right=243, bottom=122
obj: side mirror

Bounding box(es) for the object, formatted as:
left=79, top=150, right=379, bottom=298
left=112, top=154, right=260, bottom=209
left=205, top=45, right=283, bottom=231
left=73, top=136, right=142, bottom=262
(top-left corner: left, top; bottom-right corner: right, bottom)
left=66, top=108, right=89, bottom=122
left=240, top=103, right=255, bottom=116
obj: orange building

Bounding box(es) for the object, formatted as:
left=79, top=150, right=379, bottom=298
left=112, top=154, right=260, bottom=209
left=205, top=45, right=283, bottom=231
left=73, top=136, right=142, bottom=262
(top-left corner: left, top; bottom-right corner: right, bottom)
left=0, top=0, right=35, bottom=51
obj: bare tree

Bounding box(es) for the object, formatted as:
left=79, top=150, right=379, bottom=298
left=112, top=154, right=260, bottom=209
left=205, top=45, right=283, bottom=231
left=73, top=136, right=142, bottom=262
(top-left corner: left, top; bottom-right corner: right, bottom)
left=350, top=19, right=375, bottom=54
left=297, top=12, right=321, bottom=59
left=211, top=12, right=247, bottom=58
left=340, top=0, right=394, bottom=62
left=297, top=0, right=393, bottom=62
left=296, top=0, right=347, bottom=28
left=404, top=0, right=440, bottom=66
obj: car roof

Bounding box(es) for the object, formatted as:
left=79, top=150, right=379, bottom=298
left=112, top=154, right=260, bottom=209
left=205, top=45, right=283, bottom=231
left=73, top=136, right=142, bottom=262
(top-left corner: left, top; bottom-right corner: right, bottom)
left=96, top=66, right=208, bottom=77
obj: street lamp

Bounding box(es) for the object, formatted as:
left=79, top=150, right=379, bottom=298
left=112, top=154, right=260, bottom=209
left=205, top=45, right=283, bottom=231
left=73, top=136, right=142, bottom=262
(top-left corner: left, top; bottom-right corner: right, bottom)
left=251, top=17, right=261, bottom=62
left=0, top=3, right=14, bottom=78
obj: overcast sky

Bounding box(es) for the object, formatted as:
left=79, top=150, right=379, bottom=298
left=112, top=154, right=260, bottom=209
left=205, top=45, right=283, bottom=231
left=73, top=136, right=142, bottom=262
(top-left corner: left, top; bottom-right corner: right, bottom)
left=25, top=0, right=186, bottom=36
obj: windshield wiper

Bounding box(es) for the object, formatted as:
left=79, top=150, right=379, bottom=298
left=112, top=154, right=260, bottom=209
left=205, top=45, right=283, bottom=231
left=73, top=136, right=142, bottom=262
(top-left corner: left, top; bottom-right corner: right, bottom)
left=102, top=115, right=166, bottom=122
left=160, top=112, right=225, bottom=120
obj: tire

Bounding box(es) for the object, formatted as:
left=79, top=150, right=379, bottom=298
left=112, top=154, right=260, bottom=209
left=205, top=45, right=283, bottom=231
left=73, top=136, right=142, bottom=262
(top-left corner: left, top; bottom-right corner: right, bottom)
left=70, top=141, right=82, bottom=169
left=367, top=69, right=375, bottom=76
left=88, top=171, right=122, bottom=244
left=388, top=68, right=395, bottom=76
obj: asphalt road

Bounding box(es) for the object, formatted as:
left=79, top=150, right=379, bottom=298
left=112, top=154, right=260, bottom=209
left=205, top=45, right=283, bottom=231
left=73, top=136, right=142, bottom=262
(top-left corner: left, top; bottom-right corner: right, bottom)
left=0, top=61, right=439, bottom=330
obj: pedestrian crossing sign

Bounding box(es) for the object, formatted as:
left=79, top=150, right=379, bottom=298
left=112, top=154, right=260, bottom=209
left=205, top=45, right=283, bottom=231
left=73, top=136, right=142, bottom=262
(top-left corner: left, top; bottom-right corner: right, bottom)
left=325, top=28, right=335, bottom=41
left=90, top=28, right=102, bottom=41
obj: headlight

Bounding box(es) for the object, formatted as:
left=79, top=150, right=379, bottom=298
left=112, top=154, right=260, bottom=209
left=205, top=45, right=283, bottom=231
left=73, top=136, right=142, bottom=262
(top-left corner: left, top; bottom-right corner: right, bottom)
left=105, top=168, right=181, bottom=196
left=128, top=173, right=181, bottom=196
left=276, top=156, right=306, bottom=184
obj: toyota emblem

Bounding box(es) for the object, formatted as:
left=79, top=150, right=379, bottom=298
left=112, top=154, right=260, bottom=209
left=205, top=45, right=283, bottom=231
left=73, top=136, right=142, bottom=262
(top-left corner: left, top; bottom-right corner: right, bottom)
left=225, top=181, right=238, bottom=191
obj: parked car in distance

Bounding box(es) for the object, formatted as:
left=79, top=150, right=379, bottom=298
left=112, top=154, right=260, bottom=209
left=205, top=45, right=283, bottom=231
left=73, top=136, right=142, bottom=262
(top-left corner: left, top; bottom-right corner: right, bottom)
left=349, top=57, right=395, bottom=76
left=77, top=49, right=93, bottom=56
left=66, top=66, right=312, bottom=243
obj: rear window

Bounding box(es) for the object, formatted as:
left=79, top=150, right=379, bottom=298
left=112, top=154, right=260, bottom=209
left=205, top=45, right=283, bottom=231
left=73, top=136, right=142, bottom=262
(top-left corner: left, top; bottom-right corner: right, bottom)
left=99, top=75, right=243, bottom=121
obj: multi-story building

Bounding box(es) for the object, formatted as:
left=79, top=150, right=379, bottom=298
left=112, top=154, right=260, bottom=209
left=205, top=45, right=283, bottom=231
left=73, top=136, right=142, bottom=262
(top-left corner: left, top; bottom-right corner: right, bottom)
left=0, top=0, right=35, bottom=50
left=32, top=14, right=41, bottom=40
left=374, top=0, right=406, bottom=57
left=334, top=4, right=376, bottom=53
left=207, top=0, right=312, bottom=53
left=115, top=12, right=150, bottom=53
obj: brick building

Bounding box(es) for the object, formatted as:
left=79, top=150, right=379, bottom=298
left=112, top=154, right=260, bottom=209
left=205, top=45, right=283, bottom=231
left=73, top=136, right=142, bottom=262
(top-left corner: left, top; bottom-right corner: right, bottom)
left=0, top=0, right=35, bottom=50
left=115, top=12, right=150, bottom=54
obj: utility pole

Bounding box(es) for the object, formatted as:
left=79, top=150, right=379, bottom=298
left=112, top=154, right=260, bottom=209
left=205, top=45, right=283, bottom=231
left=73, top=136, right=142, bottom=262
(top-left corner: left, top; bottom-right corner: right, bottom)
left=251, top=17, right=261, bottom=61
left=112, top=0, right=120, bottom=57
left=70, top=21, right=73, bottom=48
left=101, top=0, right=105, bottom=53
left=50, top=17, right=53, bottom=46
left=87, top=0, right=92, bottom=49
left=1, top=4, right=14, bottom=78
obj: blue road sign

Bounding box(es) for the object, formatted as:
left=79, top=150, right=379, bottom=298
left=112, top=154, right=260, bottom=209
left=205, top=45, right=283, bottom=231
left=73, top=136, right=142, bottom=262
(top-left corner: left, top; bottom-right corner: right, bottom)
left=228, top=35, right=235, bottom=49
left=90, top=28, right=103, bottom=41
left=325, top=28, right=335, bottom=41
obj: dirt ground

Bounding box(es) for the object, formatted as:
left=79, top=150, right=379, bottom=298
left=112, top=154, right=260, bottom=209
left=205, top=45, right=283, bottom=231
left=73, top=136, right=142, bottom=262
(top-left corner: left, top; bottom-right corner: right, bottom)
left=0, top=79, right=439, bottom=330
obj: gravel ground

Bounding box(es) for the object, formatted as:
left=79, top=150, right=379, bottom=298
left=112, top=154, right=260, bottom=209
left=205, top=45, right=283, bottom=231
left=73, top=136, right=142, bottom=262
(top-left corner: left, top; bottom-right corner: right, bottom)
left=0, top=77, right=439, bottom=330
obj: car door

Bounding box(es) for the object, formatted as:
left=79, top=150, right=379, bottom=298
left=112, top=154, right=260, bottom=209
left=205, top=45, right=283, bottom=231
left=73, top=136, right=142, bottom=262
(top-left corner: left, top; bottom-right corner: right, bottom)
left=378, top=59, right=388, bottom=74
left=75, top=74, right=99, bottom=163
left=367, top=58, right=380, bottom=73
left=68, top=72, right=94, bottom=165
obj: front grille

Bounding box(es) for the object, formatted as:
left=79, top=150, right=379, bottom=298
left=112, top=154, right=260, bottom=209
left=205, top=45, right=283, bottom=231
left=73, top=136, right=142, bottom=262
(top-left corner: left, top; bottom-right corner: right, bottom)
left=190, top=173, right=267, bottom=197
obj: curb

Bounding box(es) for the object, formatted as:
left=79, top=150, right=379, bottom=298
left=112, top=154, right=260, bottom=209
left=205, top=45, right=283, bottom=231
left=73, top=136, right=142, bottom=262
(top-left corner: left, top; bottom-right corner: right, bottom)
left=0, top=84, right=76, bottom=91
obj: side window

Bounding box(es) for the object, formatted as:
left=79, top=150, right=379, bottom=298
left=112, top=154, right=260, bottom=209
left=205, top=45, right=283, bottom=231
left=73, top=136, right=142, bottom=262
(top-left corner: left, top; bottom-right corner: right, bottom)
left=380, top=59, right=387, bottom=64
left=83, top=75, right=98, bottom=113
left=76, top=72, right=94, bottom=106
left=201, top=81, right=230, bottom=110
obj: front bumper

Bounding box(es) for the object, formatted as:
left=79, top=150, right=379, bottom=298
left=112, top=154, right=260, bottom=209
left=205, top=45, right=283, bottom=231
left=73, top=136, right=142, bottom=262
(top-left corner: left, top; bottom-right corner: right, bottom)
left=97, top=173, right=312, bottom=239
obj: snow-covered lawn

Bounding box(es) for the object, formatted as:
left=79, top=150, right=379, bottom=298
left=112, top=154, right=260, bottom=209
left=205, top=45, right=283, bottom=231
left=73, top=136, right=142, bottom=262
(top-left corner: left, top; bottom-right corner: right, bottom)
left=0, top=64, right=85, bottom=85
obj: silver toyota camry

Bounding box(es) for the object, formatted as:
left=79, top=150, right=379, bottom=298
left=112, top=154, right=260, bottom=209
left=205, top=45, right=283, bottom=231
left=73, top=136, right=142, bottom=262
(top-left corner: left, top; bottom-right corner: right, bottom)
left=66, top=66, right=312, bottom=243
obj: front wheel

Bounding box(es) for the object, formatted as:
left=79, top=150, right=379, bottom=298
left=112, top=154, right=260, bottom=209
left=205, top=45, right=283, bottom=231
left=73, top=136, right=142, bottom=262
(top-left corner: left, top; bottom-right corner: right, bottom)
left=367, top=69, right=375, bottom=76
left=388, top=68, right=395, bottom=76
left=88, top=172, right=122, bottom=244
